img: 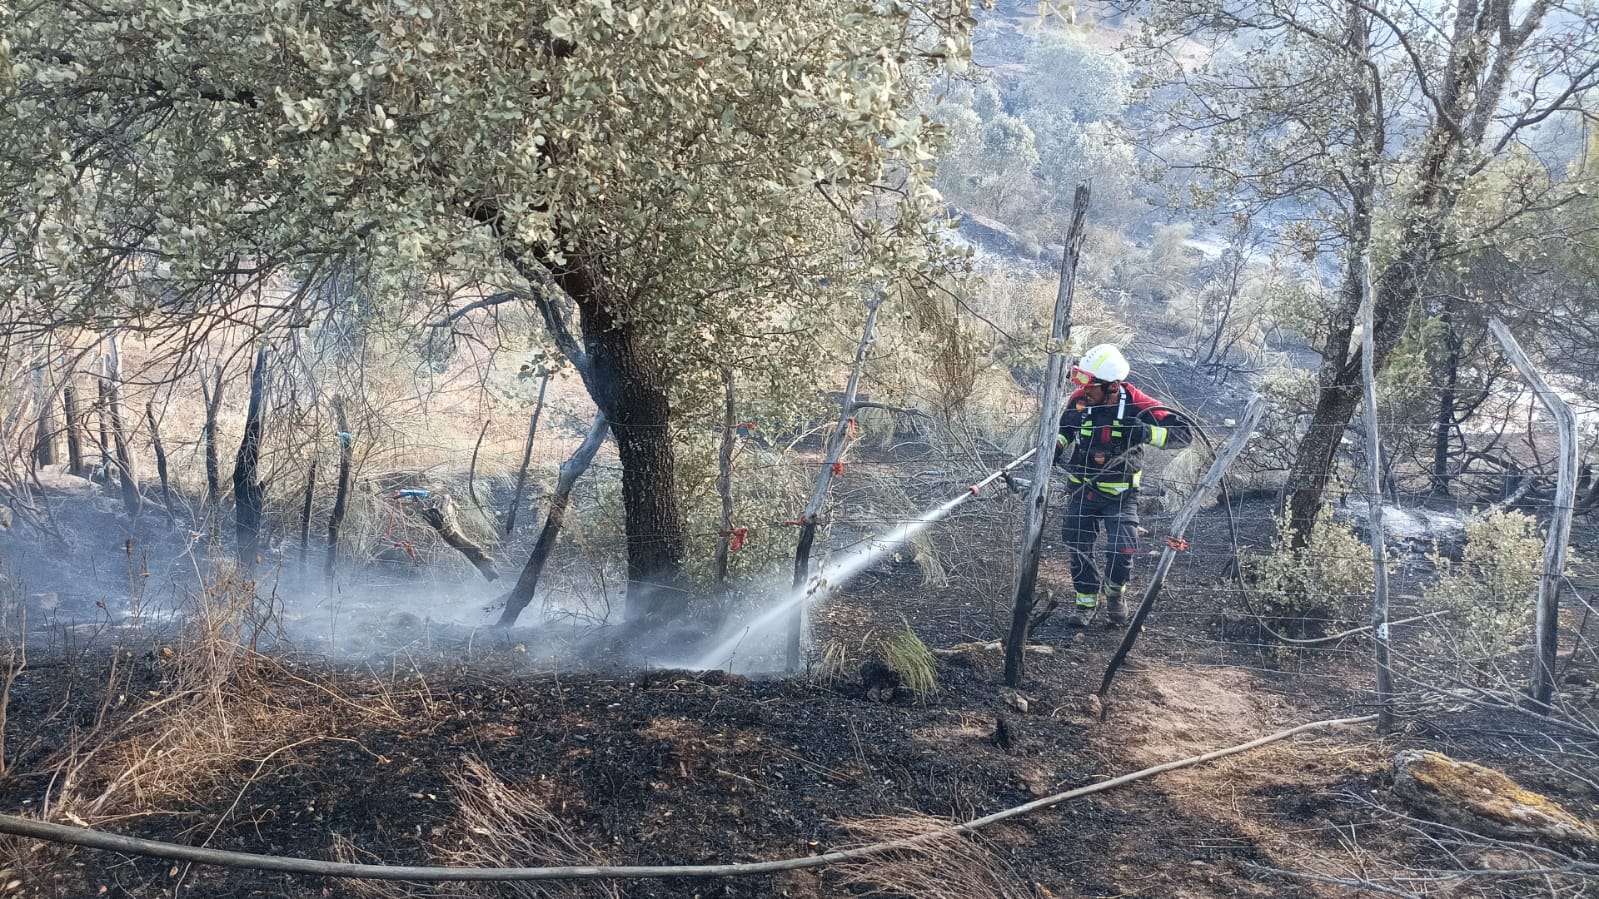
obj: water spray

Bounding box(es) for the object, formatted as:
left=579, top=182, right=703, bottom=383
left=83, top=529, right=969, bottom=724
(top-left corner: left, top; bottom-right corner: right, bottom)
left=689, top=448, right=1041, bottom=672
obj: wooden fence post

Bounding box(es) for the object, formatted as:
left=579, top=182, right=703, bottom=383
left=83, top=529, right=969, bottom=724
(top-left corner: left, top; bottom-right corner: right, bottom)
left=1487, top=317, right=1576, bottom=707
left=1097, top=396, right=1266, bottom=705
left=1003, top=184, right=1090, bottom=687
left=789, top=292, right=883, bottom=673
left=1359, top=257, right=1394, bottom=731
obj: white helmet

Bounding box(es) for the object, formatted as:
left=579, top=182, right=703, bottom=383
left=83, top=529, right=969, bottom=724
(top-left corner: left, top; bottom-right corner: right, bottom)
left=1077, top=344, right=1130, bottom=383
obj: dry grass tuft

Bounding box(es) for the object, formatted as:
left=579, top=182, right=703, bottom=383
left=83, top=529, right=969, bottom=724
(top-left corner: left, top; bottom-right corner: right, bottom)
left=829, top=814, right=1029, bottom=899
left=38, top=564, right=407, bottom=834
left=337, top=756, right=619, bottom=899
left=882, top=623, right=938, bottom=699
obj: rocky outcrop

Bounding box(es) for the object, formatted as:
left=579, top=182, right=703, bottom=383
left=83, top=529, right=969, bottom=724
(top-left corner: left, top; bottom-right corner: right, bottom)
left=1392, top=750, right=1598, bottom=854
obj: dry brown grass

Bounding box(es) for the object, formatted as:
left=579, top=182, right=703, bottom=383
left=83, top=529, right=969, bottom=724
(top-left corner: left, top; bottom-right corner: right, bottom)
left=37, top=565, right=408, bottom=833
left=335, top=755, right=620, bottom=899
left=828, top=813, right=1029, bottom=899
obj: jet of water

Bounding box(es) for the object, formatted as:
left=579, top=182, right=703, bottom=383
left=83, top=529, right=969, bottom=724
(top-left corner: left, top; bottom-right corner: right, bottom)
left=689, top=491, right=973, bottom=672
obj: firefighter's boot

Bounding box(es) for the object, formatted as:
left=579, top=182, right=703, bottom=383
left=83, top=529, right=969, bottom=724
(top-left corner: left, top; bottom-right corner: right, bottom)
left=1104, top=586, right=1129, bottom=628
left=1065, top=593, right=1098, bottom=628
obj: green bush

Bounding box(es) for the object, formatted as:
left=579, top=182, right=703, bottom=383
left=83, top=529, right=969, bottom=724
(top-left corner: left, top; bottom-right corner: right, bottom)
left=1423, top=508, right=1543, bottom=679
left=1242, top=506, right=1375, bottom=637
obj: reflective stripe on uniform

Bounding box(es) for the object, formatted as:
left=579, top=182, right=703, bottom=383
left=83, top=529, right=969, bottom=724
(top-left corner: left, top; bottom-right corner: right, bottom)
left=1147, top=424, right=1169, bottom=448
left=1066, top=471, right=1142, bottom=495
left=1075, top=592, right=1098, bottom=609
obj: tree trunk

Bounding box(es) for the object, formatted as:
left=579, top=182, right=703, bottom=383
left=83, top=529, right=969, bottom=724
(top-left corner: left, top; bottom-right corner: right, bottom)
left=490, top=219, right=687, bottom=623
left=1430, top=309, right=1461, bottom=498
left=234, top=348, right=268, bottom=571
left=555, top=260, right=686, bottom=623
left=713, top=368, right=736, bottom=587
left=200, top=362, right=225, bottom=510
left=62, top=384, right=83, bottom=477
left=1286, top=247, right=1446, bottom=547
left=504, top=373, right=549, bottom=535
left=96, top=379, right=110, bottom=474
left=326, top=396, right=354, bottom=585
left=145, top=402, right=177, bottom=523
left=498, top=412, right=609, bottom=627
left=32, top=361, right=55, bottom=469
left=104, top=336, right=141, bottom=519
left=1283, top=0, right=1537, bottom=545
left=299, top=457, right=318, bottom=569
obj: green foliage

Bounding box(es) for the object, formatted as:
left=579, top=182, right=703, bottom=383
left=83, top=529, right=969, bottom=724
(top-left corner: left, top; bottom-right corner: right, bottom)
left=1242, top=505, right=1375, bottom=632
left=1423, top=509, right=1544, bottom=679
left=926, top=26, right=1139, bottom=232
left=0, top=0, right=980, bottom=582
left=0, top=0, right=976, bottom=436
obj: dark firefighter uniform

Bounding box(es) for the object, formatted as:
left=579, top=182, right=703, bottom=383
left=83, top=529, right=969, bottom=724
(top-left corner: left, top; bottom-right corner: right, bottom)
left=1055, top=381, right=1193, bottom=622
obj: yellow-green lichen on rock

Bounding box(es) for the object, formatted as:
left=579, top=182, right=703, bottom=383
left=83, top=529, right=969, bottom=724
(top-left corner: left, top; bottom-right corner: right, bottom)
left=1392, top=749, right=1597, bottom=854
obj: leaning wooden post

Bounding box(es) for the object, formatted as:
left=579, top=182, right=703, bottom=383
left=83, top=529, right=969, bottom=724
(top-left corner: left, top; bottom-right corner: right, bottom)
left=790, top=291, right=884, bottom=673
left=1097, top=395, right=1266, bottom=707
left=1003, top=184, right=1090, bottom=687
left=1487, top=317, right=1576, bottom=707
left=418, top=494, right=500, bottom=581
left=1358, top=258, right=1394, bottom=731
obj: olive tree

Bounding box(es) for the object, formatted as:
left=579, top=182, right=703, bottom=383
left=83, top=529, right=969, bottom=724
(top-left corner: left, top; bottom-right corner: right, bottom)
left=0, top=0, right=975, bottom=619
left=1128, top=0, right=1599, bottom=545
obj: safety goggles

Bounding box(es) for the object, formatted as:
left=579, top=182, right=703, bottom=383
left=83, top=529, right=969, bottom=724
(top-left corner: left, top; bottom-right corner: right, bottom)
left=1069, top=366, right=1105, bottom=389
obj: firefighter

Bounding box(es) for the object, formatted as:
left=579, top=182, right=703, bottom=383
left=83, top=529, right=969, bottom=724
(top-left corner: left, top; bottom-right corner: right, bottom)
left=1055, top=344, right=1192, bottom=627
